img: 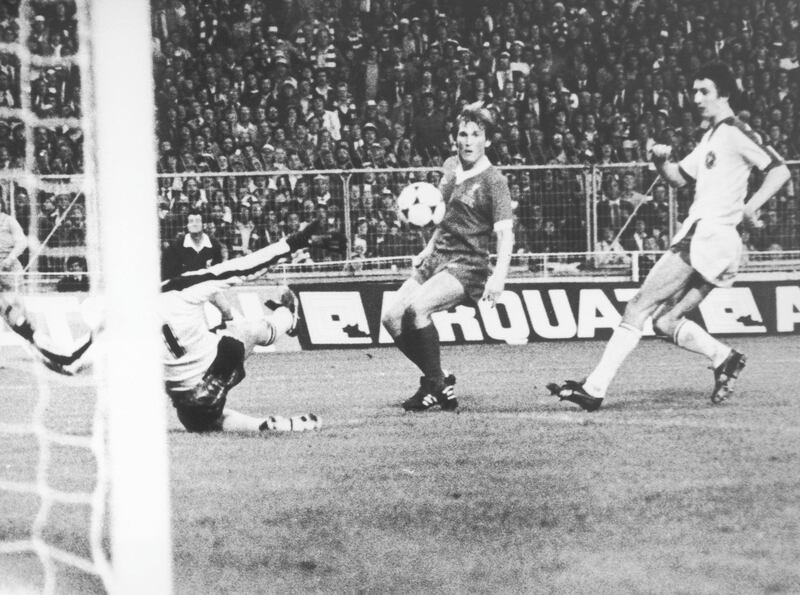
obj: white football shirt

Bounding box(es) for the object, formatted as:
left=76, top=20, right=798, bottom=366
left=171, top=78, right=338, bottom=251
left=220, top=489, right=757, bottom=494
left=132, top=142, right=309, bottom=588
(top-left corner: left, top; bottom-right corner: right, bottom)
left=678, top=116, right=783, bottom=229
left=160, top=279, right=235, bottom=390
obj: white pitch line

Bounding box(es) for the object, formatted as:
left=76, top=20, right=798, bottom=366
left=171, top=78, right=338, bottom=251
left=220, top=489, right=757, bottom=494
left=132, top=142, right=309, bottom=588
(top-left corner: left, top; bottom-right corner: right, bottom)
left=481, top=411, right=800, bottom=433
left=320, top=411, right=800, bottom=435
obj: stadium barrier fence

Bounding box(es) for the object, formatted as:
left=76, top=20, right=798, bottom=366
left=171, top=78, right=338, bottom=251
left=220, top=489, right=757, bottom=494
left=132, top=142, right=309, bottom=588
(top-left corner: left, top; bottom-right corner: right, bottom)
left=148, top=160, right=798, bottom=260
left=1, top=161, right=798, bottom=287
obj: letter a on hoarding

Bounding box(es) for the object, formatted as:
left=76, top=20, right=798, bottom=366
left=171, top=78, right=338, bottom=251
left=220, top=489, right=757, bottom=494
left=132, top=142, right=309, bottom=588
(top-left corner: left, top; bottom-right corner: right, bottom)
left=776, top=285, right=800, bottom=332
left=299, top=291, right=373, bottom=345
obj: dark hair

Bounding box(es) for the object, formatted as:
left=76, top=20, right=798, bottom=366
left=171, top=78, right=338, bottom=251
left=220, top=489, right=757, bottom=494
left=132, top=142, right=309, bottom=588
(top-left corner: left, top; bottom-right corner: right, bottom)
left=187, top=209, right=204, bottom=218
left=693, top=61, right=737, bottom=99
left=66, top=256, right=87, bottom=270
left=457, top=102, right=496, bottom=136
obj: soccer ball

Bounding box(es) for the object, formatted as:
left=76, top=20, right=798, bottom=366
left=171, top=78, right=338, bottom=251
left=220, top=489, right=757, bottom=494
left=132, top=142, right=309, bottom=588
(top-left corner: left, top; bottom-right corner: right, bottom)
left=397, top=182, right=445, bottom=228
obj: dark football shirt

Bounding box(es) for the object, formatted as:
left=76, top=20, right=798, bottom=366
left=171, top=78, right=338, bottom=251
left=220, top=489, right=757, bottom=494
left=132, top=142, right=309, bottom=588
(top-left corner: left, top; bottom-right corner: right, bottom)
left=434, top=156, right=513, bottom=259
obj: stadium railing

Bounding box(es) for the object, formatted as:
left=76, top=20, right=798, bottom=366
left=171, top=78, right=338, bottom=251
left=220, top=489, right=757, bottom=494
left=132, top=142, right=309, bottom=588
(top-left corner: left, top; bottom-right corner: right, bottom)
left=3, top=161, right=798, bottom=287
left=263, top=249, right=800, bottom=284
left=148, top=161, right=796, bottom=255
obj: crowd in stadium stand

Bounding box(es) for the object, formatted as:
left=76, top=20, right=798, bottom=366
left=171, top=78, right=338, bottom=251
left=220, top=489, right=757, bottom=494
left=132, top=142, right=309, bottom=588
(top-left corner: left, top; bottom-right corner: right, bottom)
left=1, top=0, right=799, bottom=273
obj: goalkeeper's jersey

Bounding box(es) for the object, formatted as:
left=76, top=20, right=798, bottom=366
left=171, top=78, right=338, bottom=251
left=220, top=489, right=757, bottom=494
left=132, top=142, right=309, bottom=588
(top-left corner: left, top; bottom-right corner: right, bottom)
left=434, top=155, right=513, bottom=259
left=160, top=278, right=234, bottom=391
left=160, top=237, right=291, bottom=390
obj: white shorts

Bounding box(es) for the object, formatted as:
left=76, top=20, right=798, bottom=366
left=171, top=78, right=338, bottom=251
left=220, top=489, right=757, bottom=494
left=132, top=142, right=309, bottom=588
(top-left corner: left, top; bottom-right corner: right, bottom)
left=671, top=219, right=742, bottom=287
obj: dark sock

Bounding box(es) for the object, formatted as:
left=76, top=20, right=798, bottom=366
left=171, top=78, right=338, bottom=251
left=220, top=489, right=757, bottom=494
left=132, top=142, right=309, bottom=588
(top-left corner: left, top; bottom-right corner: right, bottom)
left=391, top=311, right=427, bottom=372
left=392, top=330, right=423, bottom=370
left=406, top=324, right=444, bottom=388
left=285, top=219, right=321, bottom=252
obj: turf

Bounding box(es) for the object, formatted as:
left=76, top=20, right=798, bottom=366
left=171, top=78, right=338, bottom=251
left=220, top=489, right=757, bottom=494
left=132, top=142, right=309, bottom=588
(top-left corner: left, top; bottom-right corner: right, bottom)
left=2, top=335, right=800, bottom=594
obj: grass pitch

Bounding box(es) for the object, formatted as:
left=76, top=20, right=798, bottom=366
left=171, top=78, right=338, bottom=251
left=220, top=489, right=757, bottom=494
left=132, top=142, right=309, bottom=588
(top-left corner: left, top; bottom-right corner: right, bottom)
left=2, top=336, right=800, bottom=594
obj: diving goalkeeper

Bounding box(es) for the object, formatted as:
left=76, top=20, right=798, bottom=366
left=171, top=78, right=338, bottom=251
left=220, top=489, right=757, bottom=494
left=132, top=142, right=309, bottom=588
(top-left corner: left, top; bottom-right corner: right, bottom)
left=6, top=221, right=322, bottom=435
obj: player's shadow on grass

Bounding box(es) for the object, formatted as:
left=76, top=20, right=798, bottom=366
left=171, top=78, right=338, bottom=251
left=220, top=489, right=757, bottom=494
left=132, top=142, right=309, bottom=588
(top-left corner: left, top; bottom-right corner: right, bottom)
left=606, top=388, right=712, bottom=411
left=477, top=386, right=713, bottom=414
left=166, top=429, right=258, bottom=439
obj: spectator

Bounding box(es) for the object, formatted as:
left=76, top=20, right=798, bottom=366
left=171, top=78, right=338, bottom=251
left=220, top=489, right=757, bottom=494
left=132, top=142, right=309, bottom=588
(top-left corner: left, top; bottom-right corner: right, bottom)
left=137, top=0, right=799, bottom=262
left=593, top=226, right=629, bottom=267
left=359, top=46, right=382, bottom=102
left=637, top=236, right=661, bottom=277
left=597, top=176, right=634, bottom=235
left=0, top=70, right=17, bottom=107
left=377, top=220, right=405, bottom=257
left=531, top=219, right=566, bottom=253
left=37, top=195, right=57, bottom=242
left=412, top=90, right=447, bottom=161
left=52, top=202, right=86, bottom=249
left=310, top=218, right=346, bottom=261
left=368, top=218, right=388, bottom=256
left=619, top=171, right=648, bottom=207
left=207, top=200, right=235, bottom=256
left=56, top=256, right=89, bottom=292
left=621, top=218, right=649, bottom=252
left=12, top=187, right=31, bottom=235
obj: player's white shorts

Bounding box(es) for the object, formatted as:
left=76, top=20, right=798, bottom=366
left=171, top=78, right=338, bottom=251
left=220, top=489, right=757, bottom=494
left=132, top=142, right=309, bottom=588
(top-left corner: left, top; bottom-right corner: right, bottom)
left=671, top=218, right=742, bottom=287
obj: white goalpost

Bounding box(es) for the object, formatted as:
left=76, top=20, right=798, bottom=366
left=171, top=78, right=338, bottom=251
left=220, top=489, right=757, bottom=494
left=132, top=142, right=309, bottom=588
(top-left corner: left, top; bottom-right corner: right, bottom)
left=88, top=0, right=173, bottom=593
left=0, top=0, right=172, bottom=593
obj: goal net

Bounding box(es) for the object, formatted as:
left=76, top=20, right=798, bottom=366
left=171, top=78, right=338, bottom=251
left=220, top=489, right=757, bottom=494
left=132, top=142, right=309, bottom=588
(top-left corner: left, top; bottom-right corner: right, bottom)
left=0, top=1, right=171, bottom=593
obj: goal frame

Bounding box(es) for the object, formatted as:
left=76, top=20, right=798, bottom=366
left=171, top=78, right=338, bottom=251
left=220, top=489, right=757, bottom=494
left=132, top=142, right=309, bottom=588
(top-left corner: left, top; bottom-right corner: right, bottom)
left=87, top=0, right=172, bottom=592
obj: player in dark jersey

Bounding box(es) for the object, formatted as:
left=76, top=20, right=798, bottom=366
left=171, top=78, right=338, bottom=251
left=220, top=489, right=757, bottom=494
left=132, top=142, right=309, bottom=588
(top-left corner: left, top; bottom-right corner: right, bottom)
left=382, top=103, right=514, bottom=411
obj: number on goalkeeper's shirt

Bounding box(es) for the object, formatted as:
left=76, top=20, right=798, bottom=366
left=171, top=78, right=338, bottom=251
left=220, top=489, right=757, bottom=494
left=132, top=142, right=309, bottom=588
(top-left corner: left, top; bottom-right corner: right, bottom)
left=162, top=323, right=185, bottom=358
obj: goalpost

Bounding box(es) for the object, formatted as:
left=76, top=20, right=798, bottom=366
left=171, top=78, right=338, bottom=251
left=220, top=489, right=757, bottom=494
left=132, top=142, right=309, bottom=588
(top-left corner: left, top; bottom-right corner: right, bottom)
left=0, top=0, right=172, bottom=593
left=89, top=0, right=172, bottom=593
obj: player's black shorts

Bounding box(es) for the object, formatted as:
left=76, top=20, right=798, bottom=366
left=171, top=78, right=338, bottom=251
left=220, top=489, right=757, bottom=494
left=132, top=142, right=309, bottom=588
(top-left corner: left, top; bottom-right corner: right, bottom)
left=169, top=386, right=228, bottom=433
left=413, top=250, right=489, bottom=302
left=166, top=336, right=246, bottom=433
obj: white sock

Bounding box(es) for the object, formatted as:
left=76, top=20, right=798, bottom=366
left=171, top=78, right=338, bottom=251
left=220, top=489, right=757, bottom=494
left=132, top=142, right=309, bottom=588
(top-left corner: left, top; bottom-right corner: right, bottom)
left=260, top=414, right=320, bottom=432
left=674, top=319, right=730, bottom=368
left=221, top=409, right=265, bottom=432
left=584, top=323, right=642, bottom=399
left=260, top=415, right=292, bottom=432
